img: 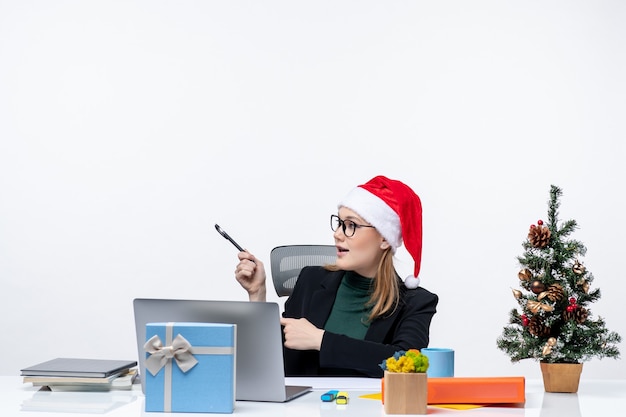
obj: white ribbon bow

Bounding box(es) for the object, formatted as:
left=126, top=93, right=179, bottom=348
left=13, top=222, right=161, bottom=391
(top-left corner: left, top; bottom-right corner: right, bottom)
left=143, top=334, right=199, bottom=376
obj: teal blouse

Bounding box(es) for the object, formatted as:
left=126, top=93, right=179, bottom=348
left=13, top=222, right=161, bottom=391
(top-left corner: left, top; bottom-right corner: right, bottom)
left=324, top=271, right=374, bottom=339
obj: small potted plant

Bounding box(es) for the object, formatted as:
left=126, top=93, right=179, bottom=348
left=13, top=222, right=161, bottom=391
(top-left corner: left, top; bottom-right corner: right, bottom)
left=380, top=349, right=429, bottom=414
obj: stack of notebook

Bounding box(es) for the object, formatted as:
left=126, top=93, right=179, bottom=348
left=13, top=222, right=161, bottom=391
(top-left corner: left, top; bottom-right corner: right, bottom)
left=21, top=358, right=138, bottom=391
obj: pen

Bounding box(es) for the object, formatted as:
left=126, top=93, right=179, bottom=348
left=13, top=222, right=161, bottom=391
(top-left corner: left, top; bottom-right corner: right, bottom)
left=215, top=224, right=245, bottom=252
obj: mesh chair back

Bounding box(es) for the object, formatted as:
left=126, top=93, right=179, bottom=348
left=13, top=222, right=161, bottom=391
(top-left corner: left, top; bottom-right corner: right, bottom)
left=270, top=245, right=337, bottom=297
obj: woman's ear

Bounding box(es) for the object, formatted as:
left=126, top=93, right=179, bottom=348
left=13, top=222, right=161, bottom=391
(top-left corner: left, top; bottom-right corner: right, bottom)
left=380, top=240, right=390, bottom=250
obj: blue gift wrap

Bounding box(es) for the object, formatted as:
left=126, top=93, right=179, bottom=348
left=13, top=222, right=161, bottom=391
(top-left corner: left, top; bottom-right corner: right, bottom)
left=144, top=322, right=236, bottom=413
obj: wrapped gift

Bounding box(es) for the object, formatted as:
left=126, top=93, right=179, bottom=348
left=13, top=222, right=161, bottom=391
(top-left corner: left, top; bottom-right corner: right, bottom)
left=144, top=322, right=236, bottom=413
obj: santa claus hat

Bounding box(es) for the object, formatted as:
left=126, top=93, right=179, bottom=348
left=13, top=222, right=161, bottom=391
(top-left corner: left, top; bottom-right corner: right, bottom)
left=338, top=175, right=423, bottom=289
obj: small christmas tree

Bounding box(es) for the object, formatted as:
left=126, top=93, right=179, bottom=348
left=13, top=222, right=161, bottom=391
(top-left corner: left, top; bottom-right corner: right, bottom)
left=497, top=185, right=621, bottom=364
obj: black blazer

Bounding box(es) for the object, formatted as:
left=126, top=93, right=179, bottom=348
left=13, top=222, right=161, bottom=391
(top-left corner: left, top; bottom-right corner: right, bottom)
left=282, top=266, right=438, bottom=377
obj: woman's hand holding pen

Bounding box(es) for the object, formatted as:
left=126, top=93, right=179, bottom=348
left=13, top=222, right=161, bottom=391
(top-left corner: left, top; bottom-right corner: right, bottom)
left=235, top=251, right=267, bottom=302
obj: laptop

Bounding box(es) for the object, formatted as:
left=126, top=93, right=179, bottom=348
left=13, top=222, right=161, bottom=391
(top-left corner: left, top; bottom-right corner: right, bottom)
left=133, top=298, right=312, bottom=402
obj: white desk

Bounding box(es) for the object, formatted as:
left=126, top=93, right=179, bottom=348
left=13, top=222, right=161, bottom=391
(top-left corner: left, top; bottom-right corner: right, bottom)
left=2, top=376, right=625, bottom=416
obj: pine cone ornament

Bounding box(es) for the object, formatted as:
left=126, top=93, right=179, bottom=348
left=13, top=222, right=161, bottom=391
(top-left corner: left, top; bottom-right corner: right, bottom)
left=563, top=306, right=589, bottom=324
left=528, top=315, right=551, bottom=337
left=539, top=283, right=565, bottom=302
left=528, top=224, right=551, bottom=248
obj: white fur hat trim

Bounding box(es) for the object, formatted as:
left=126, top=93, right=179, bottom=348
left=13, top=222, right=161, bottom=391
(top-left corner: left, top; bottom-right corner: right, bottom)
left=338, top=186, right=402, bottom=251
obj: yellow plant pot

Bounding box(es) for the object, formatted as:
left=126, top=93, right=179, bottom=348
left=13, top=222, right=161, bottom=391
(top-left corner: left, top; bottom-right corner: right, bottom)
left=540, top=362, right=583, bottom=393
left=383, top=370, right=428, bottom=414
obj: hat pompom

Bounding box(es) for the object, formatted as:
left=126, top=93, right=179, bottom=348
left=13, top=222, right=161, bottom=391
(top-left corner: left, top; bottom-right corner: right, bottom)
left=404, top=275, right=420, bottom=289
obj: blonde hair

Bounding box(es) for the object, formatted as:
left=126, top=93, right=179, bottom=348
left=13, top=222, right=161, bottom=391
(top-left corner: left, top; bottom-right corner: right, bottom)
left=325, top=247, right=400, bottom=321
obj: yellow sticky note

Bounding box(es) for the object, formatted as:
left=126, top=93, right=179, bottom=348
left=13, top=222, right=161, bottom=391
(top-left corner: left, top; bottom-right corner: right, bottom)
left=359, top=393, right=382, bottom=400
left=358, top=392, right=485, bottom=410
left=432, top=404, right=485, bottom=410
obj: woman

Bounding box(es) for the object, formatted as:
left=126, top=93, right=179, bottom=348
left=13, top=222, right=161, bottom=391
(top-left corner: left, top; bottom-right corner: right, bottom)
left=234, top=175, right=438, bottom=377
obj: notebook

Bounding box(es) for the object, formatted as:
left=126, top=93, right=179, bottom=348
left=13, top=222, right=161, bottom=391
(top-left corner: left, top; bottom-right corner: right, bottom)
left=133, top=298, right=312, bottom=402
left=21, top=358, right=137, bottom=378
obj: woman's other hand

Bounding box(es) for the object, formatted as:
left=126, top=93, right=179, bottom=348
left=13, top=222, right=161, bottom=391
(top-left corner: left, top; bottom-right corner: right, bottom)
left=280, top=317, right=324, bottom=351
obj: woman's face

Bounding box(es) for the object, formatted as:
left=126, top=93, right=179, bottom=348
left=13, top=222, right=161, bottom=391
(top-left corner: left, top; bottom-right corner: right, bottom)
left=333, top=207, right=389, bottom=278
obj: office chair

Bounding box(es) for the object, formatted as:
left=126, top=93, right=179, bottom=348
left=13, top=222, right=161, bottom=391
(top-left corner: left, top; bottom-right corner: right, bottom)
left=270, top=245, right=337, bottom=297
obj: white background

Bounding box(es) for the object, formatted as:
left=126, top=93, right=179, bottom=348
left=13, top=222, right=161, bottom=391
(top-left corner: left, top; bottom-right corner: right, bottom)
left=1, top=0, right=624, bottom=380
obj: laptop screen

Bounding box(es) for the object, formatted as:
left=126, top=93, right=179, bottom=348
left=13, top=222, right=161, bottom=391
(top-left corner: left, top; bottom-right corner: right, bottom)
left=133, top=298, right=309, bottom=402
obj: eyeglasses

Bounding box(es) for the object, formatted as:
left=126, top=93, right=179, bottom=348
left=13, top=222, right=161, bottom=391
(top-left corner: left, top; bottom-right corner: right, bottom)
left=330, top=214, right=375, bottom=237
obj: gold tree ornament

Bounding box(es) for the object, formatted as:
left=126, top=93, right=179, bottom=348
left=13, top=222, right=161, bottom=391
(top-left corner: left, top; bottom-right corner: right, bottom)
left=542, top=337, right=557, bottom=356
left=511, top=288, right=522, bottom=299
left=528, top=223, right=551, bottom=248
left=576, top=278, right=590, bottom=294
left=518, top=268, right=532, bottom=281
left=527, top=300, right=554, bottom=314
left=572, top=260, right=586, bottom=275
